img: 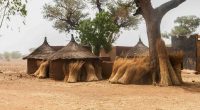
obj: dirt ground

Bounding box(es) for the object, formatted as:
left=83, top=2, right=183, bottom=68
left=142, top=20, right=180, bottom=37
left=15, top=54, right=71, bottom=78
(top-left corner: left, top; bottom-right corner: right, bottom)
left=0, top=60, right=200, bottom=110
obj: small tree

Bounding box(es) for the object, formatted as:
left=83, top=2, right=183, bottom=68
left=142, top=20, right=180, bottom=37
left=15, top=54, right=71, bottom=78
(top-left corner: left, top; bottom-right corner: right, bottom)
left=77, top=12, right=120, bottom=56
left=171, top=15, right=200, bottom=36
left=3, top=52, right=10, bottom=61
left=11, top=51, right=22, bottom=59
left=0, top=0, right=27, bottom=29
left=43, top=0, right=87, bottom=33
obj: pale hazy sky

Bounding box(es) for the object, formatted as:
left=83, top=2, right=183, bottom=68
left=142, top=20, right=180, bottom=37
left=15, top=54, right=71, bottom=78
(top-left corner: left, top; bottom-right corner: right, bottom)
left=0, top=0, right=199, bottom=54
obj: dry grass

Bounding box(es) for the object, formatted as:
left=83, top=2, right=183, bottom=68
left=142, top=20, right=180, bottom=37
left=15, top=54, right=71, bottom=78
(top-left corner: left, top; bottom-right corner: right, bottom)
left=34, top=61, right=49, bottom=79
left=110, top=57, right=151, bottom=84
left=67, top=61, right=85, bottom=83
left=84, top=62, right=98, bottom=82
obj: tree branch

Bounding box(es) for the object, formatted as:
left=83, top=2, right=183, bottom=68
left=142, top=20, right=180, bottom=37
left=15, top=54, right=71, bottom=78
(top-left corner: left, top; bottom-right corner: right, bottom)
left=133, top=0, right=153, bottom=19
left=96, top=0, right=103, bottom=12
left=155, top=0, right=186, bottom=18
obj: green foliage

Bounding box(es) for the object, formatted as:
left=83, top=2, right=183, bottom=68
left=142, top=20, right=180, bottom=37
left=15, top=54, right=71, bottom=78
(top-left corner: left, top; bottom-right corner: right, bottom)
left=171, top=15, right=200, bottom=36
left=0, top=51, right=22, bottom=61
left=10, top=51, right=22, bottom=59
left=107, top=0, right=141, bottom=29
left=77, top=12, right=120, bottom=55
left=43, top=0, right=87, bottom=33
left=3, top=52, right=10, bottom=61
left=0, top=53, right=3, bottom=59
left=0, top=0, right=27, bottom=28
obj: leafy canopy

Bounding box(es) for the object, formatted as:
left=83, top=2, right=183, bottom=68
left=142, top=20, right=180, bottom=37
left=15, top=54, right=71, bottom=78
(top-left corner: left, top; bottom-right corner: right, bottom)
left=0, top=0, right=27, bottom=28
left=168, top=15, right=200, bottom=37
left=43, top=0, right=88, bottom=33
left=77, top=12, right=120, bottom=55
left=107, top=0, right=140, bottom=29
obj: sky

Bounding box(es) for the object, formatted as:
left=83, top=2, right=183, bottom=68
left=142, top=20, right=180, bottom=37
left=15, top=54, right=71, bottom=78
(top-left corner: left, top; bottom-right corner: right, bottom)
left=0, top=0, right=200, bottom=54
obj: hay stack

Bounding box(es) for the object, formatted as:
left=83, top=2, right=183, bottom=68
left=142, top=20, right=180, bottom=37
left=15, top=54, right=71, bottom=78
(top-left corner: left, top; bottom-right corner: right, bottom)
left=67, top=61, right=85, bottom=83
left=84, top=62, right=98, bottom=81
left=33, top=61, right=50, bottom=79
left=109, top=57, right=151, bottom=84
left=169, top=51, right=184, bottom=83
left=62, top=61, right=101, bottom=83
left=109, top=51, right=183, bottom=85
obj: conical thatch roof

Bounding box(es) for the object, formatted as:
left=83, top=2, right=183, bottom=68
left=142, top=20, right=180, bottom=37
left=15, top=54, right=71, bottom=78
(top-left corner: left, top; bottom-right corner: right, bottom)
left=126, top=38, right=149, bottom=57
left=50, top=35, right=98, bottom=60
left=23, top=37, right=56, bottom=60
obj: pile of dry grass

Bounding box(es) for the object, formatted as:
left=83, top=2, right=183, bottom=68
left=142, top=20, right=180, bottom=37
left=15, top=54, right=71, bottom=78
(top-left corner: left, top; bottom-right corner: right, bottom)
left=109, top=51, right=183, bottom=85
left=34, top=61, right=50, bottom=79
left=63, top=61, right=102, bottom=83
left=67, top=61, right=85, bottom=83
left=169, top=51, right=184, bottom=83
left=109, top=57, right=151, bottom=84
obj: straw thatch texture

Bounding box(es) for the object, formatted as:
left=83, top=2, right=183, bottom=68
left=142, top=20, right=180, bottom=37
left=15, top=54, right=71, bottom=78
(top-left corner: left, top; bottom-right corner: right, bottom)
left=49, top=37, right=98, bottom=60
left=23, top=37, right=56, bottom=60
left=24, top=37, right=57, bottom=75
left=67, top=61, right=85, bottom=83
left=49, top=35, right=101, bottom=82
left=109, top=52, right=183, bottom=85
left=109, top=57, right=152, bottom=84
left=34, top=61, right=50, bottom=79
left=126, top=38, right=149, bottom=57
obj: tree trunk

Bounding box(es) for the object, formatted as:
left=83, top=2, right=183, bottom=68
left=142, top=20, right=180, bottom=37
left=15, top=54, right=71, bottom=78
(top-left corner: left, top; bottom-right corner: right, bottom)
left=134, top=0, right=186, bottom=86
left=145, top=18, right=161, bottom=85
left=146, top=18, right=181, bottom=86
left=93, top=44, right=101, bottom=56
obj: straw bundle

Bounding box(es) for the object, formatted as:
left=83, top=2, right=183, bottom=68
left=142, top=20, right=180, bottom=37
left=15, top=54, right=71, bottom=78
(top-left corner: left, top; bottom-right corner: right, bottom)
left=33, top=61, right=50, bottom=79
left=109, top=56, right=152, bottom=84
left=84, top=62, right=98, bottom=82
left=63, top=63, right=69, bottom=82
left=169, top=51, right=184, bottom=83
left=94, top=63, right=103, bottom=80
left=67, top=61, right=85, bottom=83
left=109, top=57, right=125, bottom=80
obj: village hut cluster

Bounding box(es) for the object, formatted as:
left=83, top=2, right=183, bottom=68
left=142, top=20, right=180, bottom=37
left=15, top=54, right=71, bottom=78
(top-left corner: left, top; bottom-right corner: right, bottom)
left=24, top=36, right=184, bottom=85
left=23, top=35, right=102, bottom=83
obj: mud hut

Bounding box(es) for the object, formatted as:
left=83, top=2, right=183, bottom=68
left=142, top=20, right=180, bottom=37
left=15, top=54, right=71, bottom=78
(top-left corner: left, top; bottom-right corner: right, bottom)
left=49, top=35, right=102, bottom=82
left=125, top=38, right=149, bottom=58
left=23, top=37, right=56, bottom=74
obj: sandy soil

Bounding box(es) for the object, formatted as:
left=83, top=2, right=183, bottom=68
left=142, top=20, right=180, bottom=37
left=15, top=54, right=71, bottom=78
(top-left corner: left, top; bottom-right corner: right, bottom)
left=0, top=60, right=200, bottom=110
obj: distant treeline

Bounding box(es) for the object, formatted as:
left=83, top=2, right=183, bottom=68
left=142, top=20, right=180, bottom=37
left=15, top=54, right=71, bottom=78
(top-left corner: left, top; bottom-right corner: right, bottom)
left=0, top=51, right=23, bottom=61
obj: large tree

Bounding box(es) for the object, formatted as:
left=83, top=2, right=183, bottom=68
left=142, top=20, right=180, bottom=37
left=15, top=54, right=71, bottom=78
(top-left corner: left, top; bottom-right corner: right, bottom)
left=43, top=0, right=88, bottom=33
left=0, top=0, right=27, bottom=29
left=134, top=0, right=186, bottom=86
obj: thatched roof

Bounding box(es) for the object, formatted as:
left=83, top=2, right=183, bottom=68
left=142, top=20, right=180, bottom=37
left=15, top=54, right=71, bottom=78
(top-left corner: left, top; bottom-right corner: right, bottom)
left=23, top=37, right=56, bottom=60
left=51, top=46, right=64, bottom=51
left=50, top=35, right=98, bottom=60
left=126, top=38, right=149, bottom=57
